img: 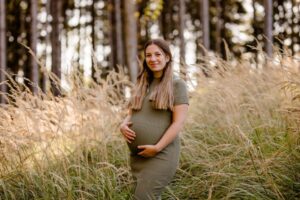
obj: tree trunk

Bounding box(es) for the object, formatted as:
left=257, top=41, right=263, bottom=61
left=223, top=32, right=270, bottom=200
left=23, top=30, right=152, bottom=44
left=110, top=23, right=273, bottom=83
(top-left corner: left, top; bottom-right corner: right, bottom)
left=200, top=0, right=210, bottom=52
left=30, top=0, right=39, bottom=95
left=0, top=0, right=6, bottom=103
left=108, top=0, right=115, bottom=70
left=264, top=0, right=273, bottom=57
left=109, top=0, right=124, bottom=72
left=215, top=0, right=222, bottom=55
left=291, top=0, right=296, bottom=55
left=42, top=0, right=51, bottom=93
left=50, top=0, right=62, bottom=96
left=252, top=0, right=258, bottom=67
left=179, top=0, right=186, bottom=79
left=91, top=0, right=97, bottom=81
left=197, top=0, right=210, bottom=77
left=220, top=0, right=227, bottom=59
left=124, top=0, right=138, bottom=83
left=114, top=0, right=124, bottom=67
left=160, top=0, right=173, bottom=41
left=77, top=4, right=82, bottom=73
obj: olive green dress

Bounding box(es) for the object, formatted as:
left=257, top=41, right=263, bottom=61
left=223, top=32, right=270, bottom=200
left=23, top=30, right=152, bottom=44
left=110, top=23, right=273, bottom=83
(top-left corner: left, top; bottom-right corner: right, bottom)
left=128, top=77, right=189, bottom=200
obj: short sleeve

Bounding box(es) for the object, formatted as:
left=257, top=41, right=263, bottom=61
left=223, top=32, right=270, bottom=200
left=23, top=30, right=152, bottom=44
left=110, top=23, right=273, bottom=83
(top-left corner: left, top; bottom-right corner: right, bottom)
left=174, top=78, right=189, bottom=105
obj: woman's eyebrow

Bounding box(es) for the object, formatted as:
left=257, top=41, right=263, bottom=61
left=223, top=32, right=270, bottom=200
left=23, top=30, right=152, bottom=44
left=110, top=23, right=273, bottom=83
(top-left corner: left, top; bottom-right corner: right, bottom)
left=146, top=51, right=162, bottom=54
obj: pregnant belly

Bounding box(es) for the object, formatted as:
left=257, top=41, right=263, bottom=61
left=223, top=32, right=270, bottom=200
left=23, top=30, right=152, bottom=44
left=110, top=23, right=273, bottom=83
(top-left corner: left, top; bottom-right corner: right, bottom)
left=127, top=122, right=169, bottom=155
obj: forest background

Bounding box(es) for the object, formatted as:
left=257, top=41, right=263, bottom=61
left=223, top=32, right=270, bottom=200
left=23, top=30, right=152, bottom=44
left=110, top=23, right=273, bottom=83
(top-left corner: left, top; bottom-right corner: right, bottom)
left=0, top=0, right=299, bottom=199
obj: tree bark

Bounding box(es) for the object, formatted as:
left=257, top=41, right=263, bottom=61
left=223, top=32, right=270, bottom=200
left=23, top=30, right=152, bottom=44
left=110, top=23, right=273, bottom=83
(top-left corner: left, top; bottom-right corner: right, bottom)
left=200, top=0, right=210, bottom=52
left=252, top=0, right=258, bottom=67
left=91, top=0, right=97, bottom=81
left=114, top=0, right=124, bottom=67
left=109, top=0, right=124, bottom=72
left=179, top=0, right=186, bottom=79
left=50, top=0, right=62, bottom=96
left=124, top=0, right=138, bottom=83
left=30, top=0, right=39, bottom=95
left=215, top=0, right=222, bottom=55
left=42, top=0, right=51, bottom=93
left=264, top=0, right=273, bottom=57
left=160, top=0, right=173, bottom=41
left=291, top=0, right=296, bottom=55
left=77, top=3, right=82, bottom=72
left=0, top=0, right=6, bottom=103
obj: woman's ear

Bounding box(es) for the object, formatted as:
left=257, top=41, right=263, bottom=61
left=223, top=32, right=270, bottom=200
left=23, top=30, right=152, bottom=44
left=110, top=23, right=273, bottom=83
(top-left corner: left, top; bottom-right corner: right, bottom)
left=166, top=55, right=170, bottom=63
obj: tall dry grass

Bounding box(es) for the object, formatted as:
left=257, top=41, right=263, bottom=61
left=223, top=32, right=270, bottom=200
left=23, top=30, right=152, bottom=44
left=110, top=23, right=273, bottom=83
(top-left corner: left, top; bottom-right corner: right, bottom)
left=172, top=54, right=300, bottom=199
left=0, top=53, right=299, bottom=199
left=0, top=68, right=134, bottom=199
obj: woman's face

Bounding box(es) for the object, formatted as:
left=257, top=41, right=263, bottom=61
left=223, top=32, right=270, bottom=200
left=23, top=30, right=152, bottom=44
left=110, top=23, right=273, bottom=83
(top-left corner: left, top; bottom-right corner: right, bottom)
left=145, top=44, right=170, bottom=77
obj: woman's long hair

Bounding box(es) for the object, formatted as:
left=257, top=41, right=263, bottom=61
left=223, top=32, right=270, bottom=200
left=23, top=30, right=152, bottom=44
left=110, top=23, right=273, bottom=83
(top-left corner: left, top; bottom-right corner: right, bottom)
left=129, top=39, right=174, bottom=111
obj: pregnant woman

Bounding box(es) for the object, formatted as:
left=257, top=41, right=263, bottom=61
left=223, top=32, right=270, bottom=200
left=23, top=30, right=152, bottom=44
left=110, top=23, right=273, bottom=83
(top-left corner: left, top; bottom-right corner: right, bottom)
left=120, top=38, right=189, bottom=199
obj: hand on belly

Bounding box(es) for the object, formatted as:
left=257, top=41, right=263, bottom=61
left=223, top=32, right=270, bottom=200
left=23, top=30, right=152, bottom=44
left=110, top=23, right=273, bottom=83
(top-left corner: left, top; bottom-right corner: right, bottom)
left=127, top=122, right=167, bottom=155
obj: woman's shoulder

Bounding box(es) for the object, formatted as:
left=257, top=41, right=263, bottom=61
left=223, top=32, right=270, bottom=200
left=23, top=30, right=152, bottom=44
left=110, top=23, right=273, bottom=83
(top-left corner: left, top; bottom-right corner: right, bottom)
left=172, top=76, right=189, bottom=105
left=173, top=76, right=187, bottom=87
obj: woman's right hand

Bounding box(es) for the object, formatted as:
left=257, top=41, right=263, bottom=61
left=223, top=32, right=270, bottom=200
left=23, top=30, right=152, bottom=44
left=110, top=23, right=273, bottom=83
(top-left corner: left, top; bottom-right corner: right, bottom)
left=120, top=121, right=136, bottom=143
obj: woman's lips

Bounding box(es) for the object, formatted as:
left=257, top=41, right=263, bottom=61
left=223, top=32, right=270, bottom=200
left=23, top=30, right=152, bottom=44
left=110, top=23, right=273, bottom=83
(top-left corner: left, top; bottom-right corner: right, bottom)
left=149, top=63, right=159, bottom=67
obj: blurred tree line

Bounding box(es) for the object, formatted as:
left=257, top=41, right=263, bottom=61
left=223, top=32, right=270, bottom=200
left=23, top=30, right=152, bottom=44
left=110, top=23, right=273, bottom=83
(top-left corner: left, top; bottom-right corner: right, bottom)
left=0, top=0, right=299, bottom=102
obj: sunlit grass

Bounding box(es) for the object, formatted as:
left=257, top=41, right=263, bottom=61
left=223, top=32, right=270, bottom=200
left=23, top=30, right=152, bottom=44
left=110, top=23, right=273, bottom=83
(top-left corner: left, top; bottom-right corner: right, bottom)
left=171, top=54, right=300, bottom=199
left=0, top=53, right=299, bottom=199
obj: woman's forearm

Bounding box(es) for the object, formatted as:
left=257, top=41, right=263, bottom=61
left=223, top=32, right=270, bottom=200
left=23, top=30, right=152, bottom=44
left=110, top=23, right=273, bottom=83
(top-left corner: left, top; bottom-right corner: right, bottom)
left=122, top=115, right=131, bottom=124
left=155, top=122, right=184, bottom=152
left=122, top=110, right=132, bottom=124
left=155, top=104, right=188, bottom=152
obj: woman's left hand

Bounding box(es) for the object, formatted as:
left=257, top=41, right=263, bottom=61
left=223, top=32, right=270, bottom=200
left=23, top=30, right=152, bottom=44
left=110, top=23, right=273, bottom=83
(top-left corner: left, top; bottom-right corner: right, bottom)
left=137, top=145, right=160, bottom=157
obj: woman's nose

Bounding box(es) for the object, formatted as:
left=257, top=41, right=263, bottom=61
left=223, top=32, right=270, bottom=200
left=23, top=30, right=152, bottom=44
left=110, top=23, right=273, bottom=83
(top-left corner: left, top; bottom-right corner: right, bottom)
left=149, top=55, right=156, bottom=61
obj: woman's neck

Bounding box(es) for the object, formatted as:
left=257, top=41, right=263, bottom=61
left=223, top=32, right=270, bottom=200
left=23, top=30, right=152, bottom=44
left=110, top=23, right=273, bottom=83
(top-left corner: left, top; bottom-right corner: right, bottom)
left=153, top=71, right=163, bottom=78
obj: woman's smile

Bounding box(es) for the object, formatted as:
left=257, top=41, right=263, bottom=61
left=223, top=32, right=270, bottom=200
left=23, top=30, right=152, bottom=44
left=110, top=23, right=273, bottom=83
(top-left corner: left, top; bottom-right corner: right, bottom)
left=149, top=62, right=160, bottom=67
